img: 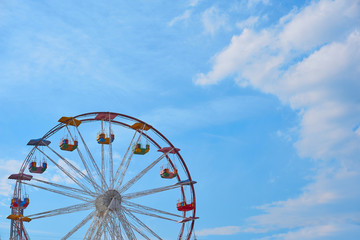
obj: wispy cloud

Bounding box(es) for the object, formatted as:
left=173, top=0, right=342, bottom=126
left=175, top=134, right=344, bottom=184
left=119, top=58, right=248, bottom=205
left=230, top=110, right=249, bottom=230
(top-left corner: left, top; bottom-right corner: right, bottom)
left=236, top=16, right=259, bottom=29
left=188, top=0, right=201, bottom=7
left=141, top=95, right=277, bottom=134
left=51, top=158, right=85, bottom=185
left=0, top=159, right=22, bottom=197
left=168, top=9, right=192, bottom=27
left=201, top=6, right=229, bottom=35
left=168, top=0, right=200, bottom=27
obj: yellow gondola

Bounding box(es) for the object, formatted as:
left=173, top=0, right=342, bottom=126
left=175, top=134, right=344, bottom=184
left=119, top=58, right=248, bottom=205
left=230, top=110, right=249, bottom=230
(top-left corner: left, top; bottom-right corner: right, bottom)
left=60, top=139, right=78, bottom=151
left=133, top=143, right=150, bottom=155
left=97, top=133, right=115, bottom=144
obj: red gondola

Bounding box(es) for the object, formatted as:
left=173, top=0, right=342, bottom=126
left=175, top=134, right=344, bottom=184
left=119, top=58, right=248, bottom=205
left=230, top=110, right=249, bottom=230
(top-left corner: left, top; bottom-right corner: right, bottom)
left=177, top=201, right=194, bottom=212
left=160, top=168, right=178, bottom=179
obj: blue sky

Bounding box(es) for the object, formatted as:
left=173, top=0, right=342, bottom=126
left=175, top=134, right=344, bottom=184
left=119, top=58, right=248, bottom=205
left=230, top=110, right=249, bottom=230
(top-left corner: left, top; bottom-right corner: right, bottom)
left=0, top=0, right=360, bottom=239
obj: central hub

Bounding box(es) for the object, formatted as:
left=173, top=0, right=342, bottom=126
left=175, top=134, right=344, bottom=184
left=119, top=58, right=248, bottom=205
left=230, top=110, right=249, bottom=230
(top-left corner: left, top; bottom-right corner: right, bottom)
left=95, top=190, right=122, bottom=215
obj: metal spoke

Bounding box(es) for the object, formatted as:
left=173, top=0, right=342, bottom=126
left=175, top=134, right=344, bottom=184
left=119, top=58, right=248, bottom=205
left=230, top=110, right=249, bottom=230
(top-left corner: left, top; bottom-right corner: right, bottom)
left=94, top=217, right=108, bottom=240
left=108, top=213, right=123, bottom=240
left=123, top=206, right=178, bottom=222
left=109, top=142, right=113, bottom=187
left=123, top=183, right=183, bottom=200
left=22, top=181, right=93, bottom=202
left=110, top=131, right=137, bottom=189
left=102, top=143, right=105, bottom=189
left=65, top=125, right=102, bottom=193
left=101, top=120, right=105, bottom=189
left=122, top=211, right=151, bottom=240
left=61, top=211, right=96, bottom=240
left=105, top=216, right=118, bottom=240
left=105, top=225, right=119, bottom=240
left=123, top=200, right=183, bottom=218
left=119, top=151, right=170, bottom=194
left=109, top=116, right=114, bottom=185
left=104, top=225, right=108, bottom=240
left=84, top=216, right=100, bottom=240
left=115, top=131, right=144, bottom=190
left=83, top=214, right=96, bottom=240
left=123, top=208, right=162, bottom=240
left=75, top=124, right=108, bottom=190
left=36, top=147, right=92, bottom=193
left=32, top=177, right=97, bottom=198
left=116, top=210, right=137, bottom=240
left=94, top=197, right=116, bottom=239
left=27, top=203, right=93, bottom=220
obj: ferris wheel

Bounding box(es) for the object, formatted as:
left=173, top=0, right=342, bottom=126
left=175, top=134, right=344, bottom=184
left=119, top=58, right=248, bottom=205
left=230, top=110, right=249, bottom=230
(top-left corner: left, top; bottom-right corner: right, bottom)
left=8, top=112, right=198, bottom=240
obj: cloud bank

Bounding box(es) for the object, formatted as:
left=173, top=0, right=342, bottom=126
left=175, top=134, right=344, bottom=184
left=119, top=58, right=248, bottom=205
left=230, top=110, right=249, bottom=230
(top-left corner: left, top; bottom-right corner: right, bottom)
left=196, top=226, right=241, bottom=236
left=196, top=0, right=360, bottom=238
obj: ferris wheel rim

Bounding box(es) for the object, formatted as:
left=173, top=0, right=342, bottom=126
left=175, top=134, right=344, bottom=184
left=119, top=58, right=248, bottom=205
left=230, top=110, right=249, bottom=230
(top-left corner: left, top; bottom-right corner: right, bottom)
left=10, top=111, right=196, bottom=240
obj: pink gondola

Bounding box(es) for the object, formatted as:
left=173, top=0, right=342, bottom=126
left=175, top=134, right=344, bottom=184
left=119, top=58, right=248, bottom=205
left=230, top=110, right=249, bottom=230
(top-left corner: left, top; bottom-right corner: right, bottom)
left=28, top=161, right=47, bottom=174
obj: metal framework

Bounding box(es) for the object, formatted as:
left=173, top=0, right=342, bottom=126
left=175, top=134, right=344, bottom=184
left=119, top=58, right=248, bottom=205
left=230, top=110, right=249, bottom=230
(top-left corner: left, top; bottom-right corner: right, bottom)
left=8, top=112, right=196, bottom=240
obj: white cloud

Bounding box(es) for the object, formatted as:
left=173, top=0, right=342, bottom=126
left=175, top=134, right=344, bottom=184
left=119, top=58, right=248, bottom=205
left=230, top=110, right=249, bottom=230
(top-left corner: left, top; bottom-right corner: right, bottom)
left=168, top=10, right=192, bottom=27
left=196, top=28, right=273, bottom=85
left=284, top=33, right=360, bottom=160
left=196, top=0, right=360, bottom=88
left=195, top=0, right=360, bottom=238
left=201, top=6, right=229, bottom=35
left=240, top=167, right=360, bottom=239
left=279, top=0, right=360, bottom=51
left=196, top=226, right=241, bottom=236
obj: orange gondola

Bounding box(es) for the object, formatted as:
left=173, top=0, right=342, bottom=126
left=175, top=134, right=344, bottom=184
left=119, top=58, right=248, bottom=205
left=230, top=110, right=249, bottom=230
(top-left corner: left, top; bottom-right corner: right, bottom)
left=60, top=139, right=78, bottom=151
left=97, top=132, right=115, bottom=144
left=133, top=143, right=150, bottom=155
left=177, top=201, right=194, bottom=212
